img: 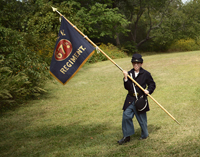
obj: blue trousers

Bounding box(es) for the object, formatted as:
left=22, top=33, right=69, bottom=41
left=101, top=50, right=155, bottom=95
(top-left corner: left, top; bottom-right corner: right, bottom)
left=122, top=102, right=148, bottom=138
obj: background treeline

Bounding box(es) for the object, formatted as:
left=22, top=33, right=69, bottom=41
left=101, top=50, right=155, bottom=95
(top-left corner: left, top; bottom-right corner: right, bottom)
left=1, top=0, right=200, bottom=109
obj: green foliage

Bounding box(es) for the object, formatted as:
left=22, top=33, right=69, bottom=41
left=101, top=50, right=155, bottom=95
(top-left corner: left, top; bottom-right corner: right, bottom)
left=76, top=3, right=130, bottom=39
left=87, top=43, right=127, bottom=63
left=0, top=26, right=23, bottom=55
left=121, top=41, right=137, bottom=55
left=146, top=0, right=200, bottom=52
left=169, top=38, right=200, bottom=52
left=0, top=56, right=27, bottom=107
left=0, top=59, right=13, bottom=103
left=0, top=0, right=29, bottom=31
left=0, top=26, right=49, bottom=110
left=0, top=53, right=49, bottom=109
left=116, top=0, right=174, bottom=49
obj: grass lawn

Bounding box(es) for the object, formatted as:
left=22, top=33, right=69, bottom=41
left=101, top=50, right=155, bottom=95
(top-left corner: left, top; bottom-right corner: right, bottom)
left=0, top=51, right=200, bottom=156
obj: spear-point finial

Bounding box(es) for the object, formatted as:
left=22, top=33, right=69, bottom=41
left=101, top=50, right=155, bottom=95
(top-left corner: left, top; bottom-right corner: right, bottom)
left=51, top=6, right=57, bottom=12
left=51, top=6, right=62, bottom=16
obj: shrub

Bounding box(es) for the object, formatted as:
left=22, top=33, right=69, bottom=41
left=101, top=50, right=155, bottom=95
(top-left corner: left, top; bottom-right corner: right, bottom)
left=0, top=56, right=30, bottom=109
left=169, top=38, right=200, bottom=52
left=0, top=52, right=49, bottom=110
left=23, top=32, right=56, bottom=65
left=121, top=41, right=137, bottom=55
left=87, top=43, right=127, bottom=63
left=0, top=27, right=49, bottom=110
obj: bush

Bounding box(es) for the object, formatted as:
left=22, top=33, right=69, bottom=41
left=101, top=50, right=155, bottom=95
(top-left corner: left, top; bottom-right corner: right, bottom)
left=0, top=27, right=49, bottom=110
left=169, top=38, right=200, bottom=52
left=24, top=33, right=56, bottom=65
left=121, top=41, right=137, bottom=55
left=0, top=52, right=49, bottom=110
left=87, top=43, right=127, bottom=63
left=0, top=58, right=30, bottom=108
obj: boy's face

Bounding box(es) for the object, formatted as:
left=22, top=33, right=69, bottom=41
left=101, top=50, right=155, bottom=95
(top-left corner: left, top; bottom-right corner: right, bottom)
left=132, top=62, right=142, bottom=71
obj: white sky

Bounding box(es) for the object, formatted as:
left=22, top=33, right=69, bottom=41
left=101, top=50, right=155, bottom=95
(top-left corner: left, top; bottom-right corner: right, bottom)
left=182, top=0, right=190, bottom=3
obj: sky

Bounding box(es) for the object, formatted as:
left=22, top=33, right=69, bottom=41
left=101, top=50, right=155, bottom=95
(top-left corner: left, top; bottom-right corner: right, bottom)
left=182, top=0, right=190, bottom=3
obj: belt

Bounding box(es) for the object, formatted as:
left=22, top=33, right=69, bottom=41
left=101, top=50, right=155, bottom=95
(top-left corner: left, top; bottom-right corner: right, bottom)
left=128, top=91, right=139, bottom=97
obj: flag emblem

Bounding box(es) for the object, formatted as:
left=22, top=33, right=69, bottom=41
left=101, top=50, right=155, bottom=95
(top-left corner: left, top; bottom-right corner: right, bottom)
left=54, top=39, right=72, bottom=61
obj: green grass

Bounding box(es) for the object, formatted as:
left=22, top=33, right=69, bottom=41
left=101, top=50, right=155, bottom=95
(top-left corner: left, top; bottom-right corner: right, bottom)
left=1, top=51, right=200, bottom=157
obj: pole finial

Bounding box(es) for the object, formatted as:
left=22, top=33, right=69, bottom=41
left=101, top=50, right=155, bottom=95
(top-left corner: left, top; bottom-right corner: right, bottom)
left=51, top=6, right=57, bottom=12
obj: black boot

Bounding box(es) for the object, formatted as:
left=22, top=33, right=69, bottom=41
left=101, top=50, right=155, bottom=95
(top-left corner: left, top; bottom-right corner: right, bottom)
left=139, top=136, right=148, bottom=140
left=117, top=136, right=130, bottom=145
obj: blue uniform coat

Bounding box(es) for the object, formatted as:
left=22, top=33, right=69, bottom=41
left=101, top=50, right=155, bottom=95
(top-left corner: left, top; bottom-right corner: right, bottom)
left=123, top=67, right=156, bottom=112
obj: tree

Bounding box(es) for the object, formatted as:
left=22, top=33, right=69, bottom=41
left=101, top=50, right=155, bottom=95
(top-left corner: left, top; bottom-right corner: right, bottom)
left=147, top=0, right=200, bottom=51
left=76, top=3, right=130, bottom=39
left=112, top=0, right=181, bottom=51
left=0, top=0, right=33, bottom=31
left=181, top=0, right=200, bottom=39
left=0, top=0, right=50, bottom=108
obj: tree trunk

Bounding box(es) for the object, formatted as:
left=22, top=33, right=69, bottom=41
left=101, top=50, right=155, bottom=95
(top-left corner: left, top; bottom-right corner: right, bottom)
left=115, top=32, right=121, bottom=46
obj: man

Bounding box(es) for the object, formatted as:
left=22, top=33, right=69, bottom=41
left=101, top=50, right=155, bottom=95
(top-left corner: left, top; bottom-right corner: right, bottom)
left=118, top=53, right=156, bottom=145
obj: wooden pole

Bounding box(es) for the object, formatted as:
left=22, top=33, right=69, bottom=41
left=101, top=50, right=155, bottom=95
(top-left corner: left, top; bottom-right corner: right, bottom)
left=127, top=75, right=180, bottom=125
left=51, top=7, right=180, bottom=125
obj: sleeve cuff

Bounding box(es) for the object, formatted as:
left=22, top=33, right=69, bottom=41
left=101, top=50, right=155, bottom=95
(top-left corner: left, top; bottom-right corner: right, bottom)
left=124, top=78, right=128, bottom=82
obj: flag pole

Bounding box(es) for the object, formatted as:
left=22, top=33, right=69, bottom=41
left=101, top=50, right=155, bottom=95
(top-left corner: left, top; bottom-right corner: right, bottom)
left=51, top=7, right=180, bottom=125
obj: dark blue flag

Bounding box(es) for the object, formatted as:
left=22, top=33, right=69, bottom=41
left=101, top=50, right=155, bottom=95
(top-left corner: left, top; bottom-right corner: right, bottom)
left=50, top=16, right=95, bottom=85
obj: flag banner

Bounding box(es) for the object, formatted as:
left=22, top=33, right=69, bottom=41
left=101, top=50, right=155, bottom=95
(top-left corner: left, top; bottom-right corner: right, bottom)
left=50, top=16, right=95, bottom=85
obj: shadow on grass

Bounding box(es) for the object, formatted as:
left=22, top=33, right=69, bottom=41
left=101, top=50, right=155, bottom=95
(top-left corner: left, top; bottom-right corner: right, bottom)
left=148, top=124, right=161, bottom=134
left=0, top=80, right=58, bottom=116
left=130, top=124, right=161, bottom=139
left=0, top=121, right=121, bottom=156
left=0, top=92, right=51, bottom=116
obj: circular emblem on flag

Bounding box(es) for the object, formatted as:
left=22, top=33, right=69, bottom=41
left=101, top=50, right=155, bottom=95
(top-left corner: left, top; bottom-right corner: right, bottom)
left=54, top=39, right=72, bottom=61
